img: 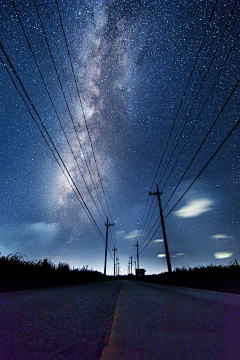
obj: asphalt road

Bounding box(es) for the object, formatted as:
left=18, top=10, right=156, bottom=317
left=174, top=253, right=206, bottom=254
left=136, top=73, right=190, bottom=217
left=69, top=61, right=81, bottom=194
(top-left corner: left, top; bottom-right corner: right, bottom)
left=0, top=281, right=121, bottom=360
left=0, top=280, right=239, bottom=360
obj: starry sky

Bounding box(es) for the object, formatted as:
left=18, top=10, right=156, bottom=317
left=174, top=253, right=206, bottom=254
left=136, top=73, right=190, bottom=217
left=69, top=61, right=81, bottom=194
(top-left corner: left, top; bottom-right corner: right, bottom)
left=0, top=0, right=239, bottom=275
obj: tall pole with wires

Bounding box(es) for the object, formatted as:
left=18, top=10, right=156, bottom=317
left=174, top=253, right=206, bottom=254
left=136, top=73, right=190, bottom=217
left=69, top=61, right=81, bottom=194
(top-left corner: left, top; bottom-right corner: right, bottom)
left=104, top=218, right=114, bottom=275
left=129, top=255, right=133, bottom=274
left=150, top=184, right=172, bottom=273
left=112, top=247, right=117, bottom=276
left=116, top=257, right=119, bottom=276
left=134, top=241, right=139, bottom=270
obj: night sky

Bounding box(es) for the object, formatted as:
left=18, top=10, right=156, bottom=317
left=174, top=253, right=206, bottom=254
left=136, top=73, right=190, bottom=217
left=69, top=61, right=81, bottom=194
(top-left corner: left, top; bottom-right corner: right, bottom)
left=0, top=0, right=239, bottom=275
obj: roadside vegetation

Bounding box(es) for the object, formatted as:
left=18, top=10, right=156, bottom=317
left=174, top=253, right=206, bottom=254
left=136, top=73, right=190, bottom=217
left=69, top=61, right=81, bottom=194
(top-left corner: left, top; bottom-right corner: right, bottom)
left=139, top=261, right=240, bottom=294
left=0, top=253, right=105, bottom=292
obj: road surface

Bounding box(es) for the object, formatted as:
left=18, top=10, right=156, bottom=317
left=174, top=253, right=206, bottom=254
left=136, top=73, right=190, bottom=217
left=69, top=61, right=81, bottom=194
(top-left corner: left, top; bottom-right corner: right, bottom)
left=0, top=280, right=239, bottom=360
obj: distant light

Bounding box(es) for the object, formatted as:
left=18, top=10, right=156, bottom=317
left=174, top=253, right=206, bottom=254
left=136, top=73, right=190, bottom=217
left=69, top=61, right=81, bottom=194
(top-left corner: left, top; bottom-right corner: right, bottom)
left=157, top=254, right=166, bottom=258
left=214, top=251, right=233, bottom=259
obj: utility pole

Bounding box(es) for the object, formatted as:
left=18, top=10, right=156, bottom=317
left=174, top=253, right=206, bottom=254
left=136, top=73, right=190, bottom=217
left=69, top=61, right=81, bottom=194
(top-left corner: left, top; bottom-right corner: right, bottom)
left=104, top=217, right=114, bottom=275
left=129, top=255, right=133, bottom=274
left=118, top=261, right=120, bottom=275
left=112, top=247, right=117, bottom=276
left=134, top=241, right=139, bottom=270
left=116, top=257, right=119, bottom=276
left=150, top=184, right=172, bottom=273
left=128, top=261, right=131, bottom=275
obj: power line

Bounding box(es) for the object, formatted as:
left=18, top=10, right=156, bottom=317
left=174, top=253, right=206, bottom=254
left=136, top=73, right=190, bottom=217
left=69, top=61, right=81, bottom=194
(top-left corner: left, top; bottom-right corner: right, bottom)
left=139, top=224, right=161, bottom=255
left=35, top=0, right=109, bottom=222
left=138, top=200, right=158, bottom=248
left=0, top=53, right=106, bottom=244
left=0, top=42, right=107, bottom=246
left=157, top=0, right=238, bottom=188
left=54, top=0, right=114, bottom=224
left=163, top=79, right=239, bottom=211
left=161, top=29, right=240, bottom=192
left=139, top=216, right=160, bottom=251
left=134, top=0, right=220, bottom=252
left=11, top=0, right=106, bottom=223
left=134, top=196, right=155, bottom=248
left=149, top=0, right=219, bottom=191
left=164, top=116, right=240, bottom=220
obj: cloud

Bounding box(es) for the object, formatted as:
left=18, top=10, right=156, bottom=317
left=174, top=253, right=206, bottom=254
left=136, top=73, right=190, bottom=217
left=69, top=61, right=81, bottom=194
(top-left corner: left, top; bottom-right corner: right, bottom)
left=125, top=230, right=141, bottom=239
left=154, top=239, right=164, bottom=243
left=175, top=199, right=214, bottom=218
left=175, top=253, right=186, bottom=256
left=157, top=254, right=166, bottom=258
left=116, top=230, right=125, bottom=237
left=211, top=234, right=232, bottom=239
left=24, top=222, right=60, bottom=237
left=214, top=251, right=233, bottom=259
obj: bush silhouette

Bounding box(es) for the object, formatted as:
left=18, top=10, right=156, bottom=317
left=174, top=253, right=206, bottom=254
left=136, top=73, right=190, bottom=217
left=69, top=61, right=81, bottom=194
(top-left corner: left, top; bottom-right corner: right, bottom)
left=0, top=253, right=105, bottom=292
left=139, top=260, right=240, bottom=294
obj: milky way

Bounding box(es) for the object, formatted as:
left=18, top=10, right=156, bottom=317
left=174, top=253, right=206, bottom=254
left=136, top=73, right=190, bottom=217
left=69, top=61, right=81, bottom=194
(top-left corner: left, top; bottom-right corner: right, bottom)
left=0, top=0, right=239, bottom=274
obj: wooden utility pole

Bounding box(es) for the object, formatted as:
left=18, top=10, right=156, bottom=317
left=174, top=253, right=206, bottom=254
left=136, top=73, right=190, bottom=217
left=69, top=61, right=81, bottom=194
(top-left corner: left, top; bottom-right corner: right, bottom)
left=112, top=247, right=117, bottom=276
left=129, top=255, right=133, bottom=274
left=104, top=217, right=114, bottom=275
left=150, top=184, right=172, bottom=273
left=134, top=241, right=139, bottom=270
left=116, top=257, right=119, bottom=276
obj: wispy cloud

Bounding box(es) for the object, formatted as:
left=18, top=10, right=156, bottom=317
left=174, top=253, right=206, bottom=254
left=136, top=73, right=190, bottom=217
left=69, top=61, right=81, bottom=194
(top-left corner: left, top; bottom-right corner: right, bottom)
left=24, top=222, right=60, bottom=236
left=157, top=254, right=166, bottom=258
left=175, top=253, right=186, bottom=256
left=175, top=199, right=213, bottom=218
left=214, top=251, right=233, bottom=259
left=211, top=234, right=232, bottom=239
left=125, top=230, right=141, bottom=239
left=116, top=230, right=125, bottom=237
left=154, top=239, right=164, bottom=243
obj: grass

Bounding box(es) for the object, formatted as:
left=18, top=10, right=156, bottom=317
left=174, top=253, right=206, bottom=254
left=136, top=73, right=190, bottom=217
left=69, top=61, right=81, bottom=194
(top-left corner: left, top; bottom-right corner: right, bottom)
left=1, top=253, right=239, bottom=294
left=138, top=260, right=240, bottom=294
left=0, top=253, right=105, bottom=292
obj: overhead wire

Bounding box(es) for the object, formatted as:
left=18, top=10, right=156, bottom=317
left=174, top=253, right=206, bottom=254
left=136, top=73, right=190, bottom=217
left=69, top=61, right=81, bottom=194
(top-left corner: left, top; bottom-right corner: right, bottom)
left=138, top=199, right=158, bottom=249
left=139, top=225, right=161, bottom=255
left=139, top=216, right=160, bottom=251
left=157, top=0, right=238, bottom=188
left=161, top=28, right=240, bottom=192
left=36, top=0, right=109, bottom=222
left=0, top=51, right=106, bottom=244
left=163, top=79, right=239, bottom=211
left=133, top=0, right=220, bottom=253
left=139, top=107, right=240, bottom=253
left=149, top=0, right=219, bottom=191
left=0, top=42, right=110, bottom=249
left=164, top=116, right=240, bottom=220
left=54, top=0, right=114, bottom=224
left=11, top=0, right=106, bottom=223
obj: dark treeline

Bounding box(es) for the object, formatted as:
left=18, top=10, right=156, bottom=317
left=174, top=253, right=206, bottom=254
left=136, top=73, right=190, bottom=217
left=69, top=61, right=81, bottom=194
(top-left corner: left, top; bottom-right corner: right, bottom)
left=1, top=253, right=239, bottom=294
left=137, top=261, right=240, bottom=294
left=0, top=253, right=105, bottom=292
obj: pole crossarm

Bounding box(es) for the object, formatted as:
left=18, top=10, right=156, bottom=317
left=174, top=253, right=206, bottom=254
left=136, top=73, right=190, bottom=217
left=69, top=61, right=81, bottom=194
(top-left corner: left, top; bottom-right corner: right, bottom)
left=112, top=247, right=117, bottom=276
left=129, top=255, right=133, bottom=274
left=134, top=241, right=140, bottom=270
left=150, top=184, right=172, bottom=273
left=104, top=218, right=114, bottom=275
